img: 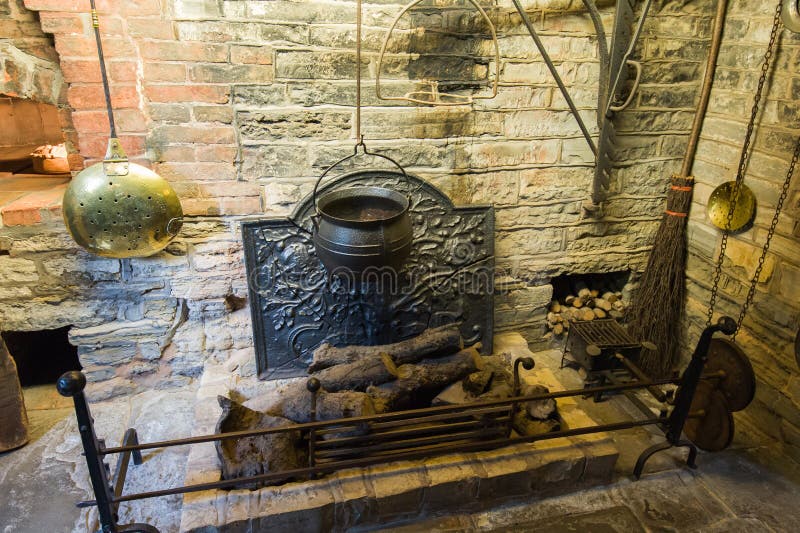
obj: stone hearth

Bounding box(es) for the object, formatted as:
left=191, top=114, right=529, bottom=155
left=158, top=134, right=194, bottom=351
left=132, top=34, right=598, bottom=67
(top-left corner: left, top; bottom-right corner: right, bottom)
left=179, top=333, right=618, bottom=531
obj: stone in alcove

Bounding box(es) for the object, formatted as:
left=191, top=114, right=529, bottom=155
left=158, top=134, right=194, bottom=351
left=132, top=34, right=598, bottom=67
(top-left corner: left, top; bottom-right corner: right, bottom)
left=215, top=396, right=306, bottom=488
left=0, top=335, right=29, bottom=452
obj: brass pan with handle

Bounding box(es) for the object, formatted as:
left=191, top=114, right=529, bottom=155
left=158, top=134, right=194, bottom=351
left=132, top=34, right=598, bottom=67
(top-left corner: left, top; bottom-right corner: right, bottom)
left=62, top=1, right=182, bottom=258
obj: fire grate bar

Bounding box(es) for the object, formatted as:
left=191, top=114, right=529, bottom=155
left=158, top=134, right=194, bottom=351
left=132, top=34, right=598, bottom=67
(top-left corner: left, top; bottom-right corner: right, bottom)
left=572, top=319, right=639, bottom=349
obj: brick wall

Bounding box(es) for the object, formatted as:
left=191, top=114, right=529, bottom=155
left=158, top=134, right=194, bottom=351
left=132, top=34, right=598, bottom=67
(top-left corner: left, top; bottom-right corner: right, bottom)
left=0, top=0, right=722, bottom=399
left=684, top=1, right=800, bottom=461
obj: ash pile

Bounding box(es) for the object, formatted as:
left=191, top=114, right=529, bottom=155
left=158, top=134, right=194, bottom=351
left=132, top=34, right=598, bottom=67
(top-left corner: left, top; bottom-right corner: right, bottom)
left=215, top=325, right=559, bottom=487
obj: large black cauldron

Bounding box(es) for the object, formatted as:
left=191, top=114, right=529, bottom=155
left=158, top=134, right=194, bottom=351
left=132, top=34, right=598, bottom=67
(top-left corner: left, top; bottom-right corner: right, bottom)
left=313, top=182, right=412, bottom=275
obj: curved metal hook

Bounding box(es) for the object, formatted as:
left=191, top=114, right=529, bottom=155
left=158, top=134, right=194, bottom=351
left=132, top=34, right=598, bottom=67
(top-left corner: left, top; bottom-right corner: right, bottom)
left=609, top=60, right=643, bottom=113
left=375, top=0, right=500, bottom=106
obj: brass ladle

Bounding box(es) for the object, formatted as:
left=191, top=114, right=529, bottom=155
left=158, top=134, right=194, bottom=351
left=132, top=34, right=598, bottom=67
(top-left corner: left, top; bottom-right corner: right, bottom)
left=62, top=2, right=182, bottom=258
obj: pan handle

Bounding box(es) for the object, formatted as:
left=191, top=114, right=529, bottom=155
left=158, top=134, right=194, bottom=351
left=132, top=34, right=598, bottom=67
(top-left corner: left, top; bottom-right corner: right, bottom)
left=312, top=139, right=410, bottom=217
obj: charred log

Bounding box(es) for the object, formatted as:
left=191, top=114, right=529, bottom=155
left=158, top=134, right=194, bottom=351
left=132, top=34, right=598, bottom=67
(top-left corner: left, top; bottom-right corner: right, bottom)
left=309, top=324, right=463, bottom=372
left=313, top=352, right=397, bottom=392
left=368, top=344, right=482, bottom=412
left=215, top=396, right=305, bottom=488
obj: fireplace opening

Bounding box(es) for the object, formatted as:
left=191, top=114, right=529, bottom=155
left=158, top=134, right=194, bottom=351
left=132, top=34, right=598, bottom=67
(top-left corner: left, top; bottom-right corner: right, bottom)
left=551, top=271, right=631, bottom=301
left=545, top=271, right=633, bottom=342
left=1, top=326, right=80, bottom=386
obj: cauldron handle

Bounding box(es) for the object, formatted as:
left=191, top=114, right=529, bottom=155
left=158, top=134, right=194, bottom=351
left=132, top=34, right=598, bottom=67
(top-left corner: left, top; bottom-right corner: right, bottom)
left=312, top=139, right=411, bottom=217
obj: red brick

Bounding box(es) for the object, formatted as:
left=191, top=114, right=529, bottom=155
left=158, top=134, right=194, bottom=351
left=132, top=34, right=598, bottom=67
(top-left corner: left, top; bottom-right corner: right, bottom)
left=230, top=45, right=273, bottom=65
left=195, top=145, right=237, bottom=162
left=71, top=110, right=110, bottom=133
left=142, top=63, right=186, bottom=83
left=144, top=84, right=230, bottom=104
left=68, top=84, right=140, bottom=109
left=127, top=18, right=175, bottom=40
left=1, top=185, right=67, bottom=227
left=24, top=0, right=91, bottom=12
left=120, top=0, right=162, bottom=16
left=108, top=61, right=138, bottom=82
left=171, top=181, right=201, bottom=198
left=114, top=109, right=147, bottom=133
left=38, top=12, right=88, bottom=35
left=61, top=59, right=102, bottom=83
left=78, top=134, right=146, bottom=159
left=67, top=152, right=85, bottom=171
left=96, top=15, right=125, bottom=36
left=139, top=41, right=228, bottom=63
left=151, top=145, right=196, bottom=163
left=153, top=161, right=236, bottom=181
left=199, top=181, right=260, bottom=197
left=55, top=35, right=136, bottom=58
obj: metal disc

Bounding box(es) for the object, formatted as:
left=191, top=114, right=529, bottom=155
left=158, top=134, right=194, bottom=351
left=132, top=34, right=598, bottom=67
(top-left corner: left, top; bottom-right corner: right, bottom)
left=704, top=338, right=756, bottom=412
left=706, top=181, right=756, bottom=232
left=684, top=381, right=734, bottom=452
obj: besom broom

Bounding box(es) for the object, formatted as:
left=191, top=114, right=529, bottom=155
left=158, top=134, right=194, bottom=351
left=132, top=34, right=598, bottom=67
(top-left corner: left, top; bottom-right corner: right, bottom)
left=626, top=0, right=730, bottom=377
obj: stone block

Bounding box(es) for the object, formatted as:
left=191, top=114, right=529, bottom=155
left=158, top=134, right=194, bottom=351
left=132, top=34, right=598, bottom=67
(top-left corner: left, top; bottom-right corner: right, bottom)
left=275, top=49, right=366, bottom=80
left=360, top=108, right=502, bottom=139
left=0, top=256, right=38, bottom=283
left=237, top=110, right=352, bottom=142
left=457, top=140, right=560, bottom=169
left=496, top=228, right=563, bottom=258
left=172, top=0, right=222, bottom=20
left=496, top=202, right=582, bottom=228
left=518, top=167, right=593, bottom=203
left=428, top=170, right=519, bottom=206
left=364, top=461, right=428, bottom=522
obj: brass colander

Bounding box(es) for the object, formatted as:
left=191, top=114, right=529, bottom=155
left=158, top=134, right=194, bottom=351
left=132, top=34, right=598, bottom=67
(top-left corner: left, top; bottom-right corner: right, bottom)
left=62, top=139, right=183, bottom=258
left=62, top=1, right=182, bottom=258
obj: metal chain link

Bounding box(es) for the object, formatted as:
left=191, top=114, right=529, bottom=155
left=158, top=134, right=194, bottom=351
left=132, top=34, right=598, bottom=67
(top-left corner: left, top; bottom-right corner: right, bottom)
left=732, top=136, right=800, bottom=340
left=706, top=1, right=785, bottom=328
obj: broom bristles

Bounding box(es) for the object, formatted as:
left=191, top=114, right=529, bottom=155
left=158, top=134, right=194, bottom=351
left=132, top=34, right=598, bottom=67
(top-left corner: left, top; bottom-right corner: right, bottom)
left=627, top=175, right=694, bottom=377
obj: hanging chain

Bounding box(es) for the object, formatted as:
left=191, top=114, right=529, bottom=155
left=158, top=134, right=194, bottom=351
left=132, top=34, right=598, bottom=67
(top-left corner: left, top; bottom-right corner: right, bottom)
left=732, top=136, right=800, bottom=339
left=706, top=1, right=784, bottom=328
left=355, top=0, right=362, bottom=144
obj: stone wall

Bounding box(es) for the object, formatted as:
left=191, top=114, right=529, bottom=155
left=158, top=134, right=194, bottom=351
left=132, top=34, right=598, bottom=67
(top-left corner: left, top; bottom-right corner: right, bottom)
left=684, top=1, right=800, bottom=462
left=0, top=0, right=719, bottom=399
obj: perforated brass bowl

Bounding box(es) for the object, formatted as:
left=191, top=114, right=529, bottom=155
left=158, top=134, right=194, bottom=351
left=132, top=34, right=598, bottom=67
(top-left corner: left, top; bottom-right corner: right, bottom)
left=706, top=181, right=756, bottom=232
left=63, top=162, right=183, bottom=258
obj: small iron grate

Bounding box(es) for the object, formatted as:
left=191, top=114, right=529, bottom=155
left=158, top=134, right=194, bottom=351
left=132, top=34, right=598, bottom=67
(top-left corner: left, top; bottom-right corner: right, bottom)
left=571, top=319, right=638, bottom=349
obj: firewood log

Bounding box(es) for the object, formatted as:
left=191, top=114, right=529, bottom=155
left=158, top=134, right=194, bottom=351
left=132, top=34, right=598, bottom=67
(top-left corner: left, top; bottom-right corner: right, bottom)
left=265, top=383, right=376, bottom=424
left=368, top=344, right=483, bottom=412
left=511, top=411, right=560, bottom=436
left=308, top=324, right=463, bottom=372
left=216, top=396, right=304, bottom=487
left=313, top=353, right=397, bottom=392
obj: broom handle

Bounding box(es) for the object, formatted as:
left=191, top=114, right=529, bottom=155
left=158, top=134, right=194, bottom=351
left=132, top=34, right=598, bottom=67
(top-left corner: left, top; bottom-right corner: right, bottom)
left=681, top=0, right=729, bottom=177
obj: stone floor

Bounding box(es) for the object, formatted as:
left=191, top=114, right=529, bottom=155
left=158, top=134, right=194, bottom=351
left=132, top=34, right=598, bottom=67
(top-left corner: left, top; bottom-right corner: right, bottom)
left=2, top=352, right=799, bottom=533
